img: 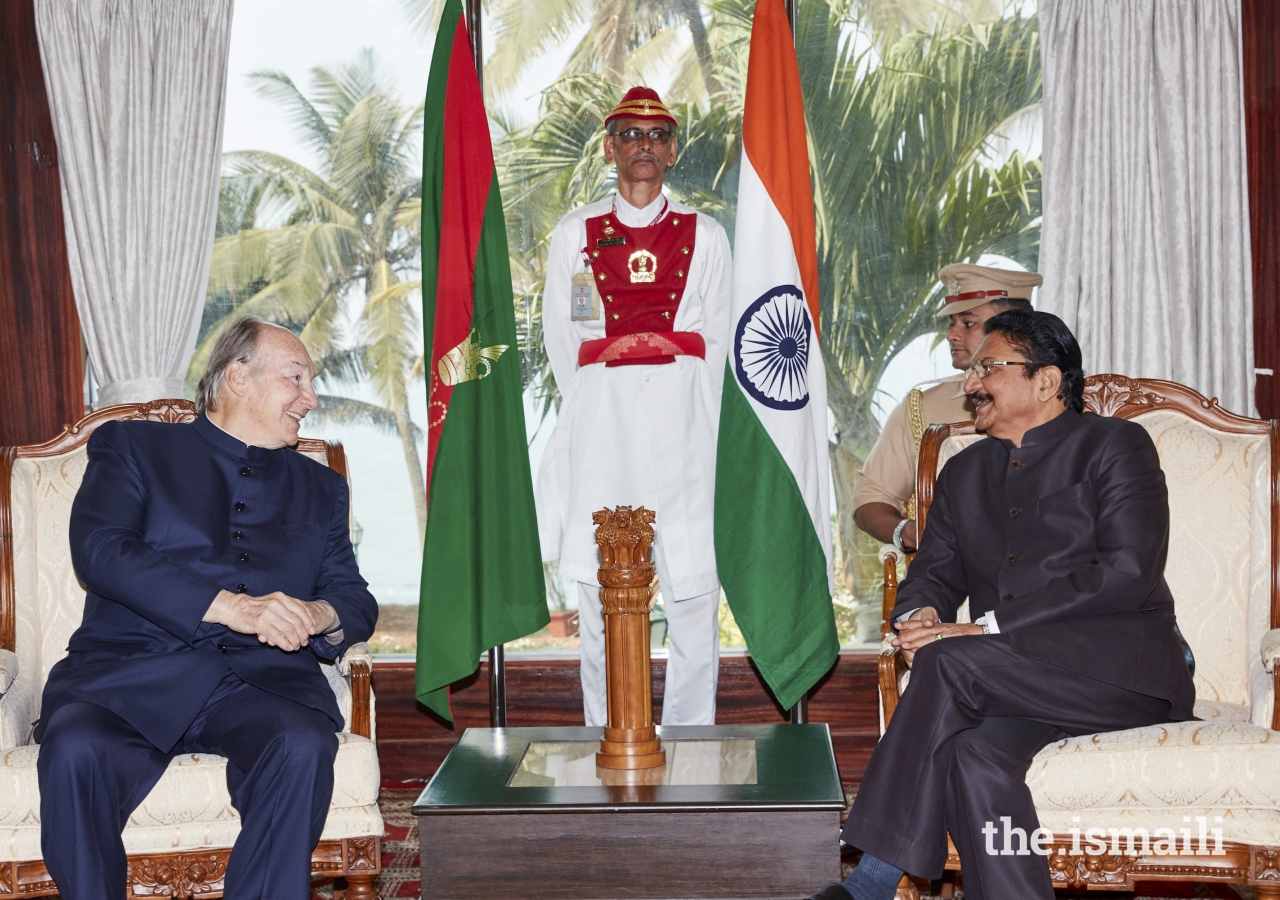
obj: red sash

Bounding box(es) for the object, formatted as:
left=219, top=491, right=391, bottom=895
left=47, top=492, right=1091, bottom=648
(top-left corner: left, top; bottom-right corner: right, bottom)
left=582, top=200, right=698, bottom=366
left=577, top=331, right=706, bottom=367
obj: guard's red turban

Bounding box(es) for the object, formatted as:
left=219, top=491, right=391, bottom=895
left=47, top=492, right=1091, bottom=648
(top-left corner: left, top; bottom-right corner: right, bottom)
left=605, top=86, right=678, bottom=129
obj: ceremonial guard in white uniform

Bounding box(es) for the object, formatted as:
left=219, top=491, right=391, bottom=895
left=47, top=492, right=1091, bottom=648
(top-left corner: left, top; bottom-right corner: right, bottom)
left=537, top=87, right=733, bottom=726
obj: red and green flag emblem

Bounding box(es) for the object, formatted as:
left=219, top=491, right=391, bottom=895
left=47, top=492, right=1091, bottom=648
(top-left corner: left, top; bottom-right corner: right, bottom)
left=416, top=0, right=548, bottom=720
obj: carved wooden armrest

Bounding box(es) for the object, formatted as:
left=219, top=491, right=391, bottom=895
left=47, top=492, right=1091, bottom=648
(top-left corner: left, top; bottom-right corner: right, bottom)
left=1259, top=631, right=1280, bottom=732
left=1262, top=629, right=1280, bottom=674
left=339, top=642, right=372, bottom=740
left=0, top=649, right=16, bottom=696
left=879, top=544, right=909, bottom=638
left=878, top=647, right=909, bottom=729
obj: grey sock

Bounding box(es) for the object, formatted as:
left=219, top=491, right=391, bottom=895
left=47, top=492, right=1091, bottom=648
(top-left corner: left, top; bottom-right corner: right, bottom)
left=841, top=853, right=903, bottom=900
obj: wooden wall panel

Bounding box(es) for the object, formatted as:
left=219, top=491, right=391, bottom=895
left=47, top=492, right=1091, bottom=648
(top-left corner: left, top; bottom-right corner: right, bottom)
left=372, top=652, right=880, bottom=784
left=1244, top=0, right=1280, bottom=419
left=0, top=0, right=82, bottom=446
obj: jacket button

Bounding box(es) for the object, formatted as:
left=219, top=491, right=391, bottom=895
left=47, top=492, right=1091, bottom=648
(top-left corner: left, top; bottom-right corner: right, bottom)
left=233, top=531, right=244, bottom=540
left=1007, top=554, right=1017, bottom=563
left=1009, top=507, right=1020, bottom=517
left=236, top=583, right=247, bottom=593
left=1011, top=460, right=1021, bottom=469
left=240, top=466, right=252, bottom=476
left=234, top=501, right=246, bottom=512
left=218, top=644, right=227, bottom=653
left=239, top=552, right=249, bottom=562
left=1001, top=593, right=1013, bottom=603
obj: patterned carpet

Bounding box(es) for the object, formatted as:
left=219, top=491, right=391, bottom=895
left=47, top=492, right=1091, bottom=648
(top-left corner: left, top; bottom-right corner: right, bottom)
left=311, top=782, right=1255, bottom=899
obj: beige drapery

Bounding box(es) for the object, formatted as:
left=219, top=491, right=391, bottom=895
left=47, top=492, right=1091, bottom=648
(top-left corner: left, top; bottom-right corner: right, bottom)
left=1039, top=0, right=1255, bottom=417
left=35, top=0, right=232, bottom=407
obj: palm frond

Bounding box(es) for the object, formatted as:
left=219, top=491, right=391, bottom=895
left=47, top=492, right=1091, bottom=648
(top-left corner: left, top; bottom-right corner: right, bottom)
left=248, top=70, right=334, bottom=153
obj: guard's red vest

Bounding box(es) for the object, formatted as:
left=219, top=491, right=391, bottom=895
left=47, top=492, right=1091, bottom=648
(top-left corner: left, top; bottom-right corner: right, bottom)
left=577, top=205, right=705, bottom=367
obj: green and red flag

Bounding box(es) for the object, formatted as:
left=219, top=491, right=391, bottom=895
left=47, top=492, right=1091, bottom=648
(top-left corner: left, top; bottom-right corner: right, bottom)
left=416, top=0, right=548, bottom=720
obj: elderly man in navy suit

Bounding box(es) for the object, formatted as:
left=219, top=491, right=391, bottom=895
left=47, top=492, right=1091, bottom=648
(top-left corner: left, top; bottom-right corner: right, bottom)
left=36, top=317, right=379, bottom=900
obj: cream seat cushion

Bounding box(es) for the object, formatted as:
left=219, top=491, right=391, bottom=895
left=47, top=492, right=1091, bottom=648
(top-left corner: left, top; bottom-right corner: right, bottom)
left=1027, top=700, right=1280, bottom=846
left=0, top=732, right=381, bottom=861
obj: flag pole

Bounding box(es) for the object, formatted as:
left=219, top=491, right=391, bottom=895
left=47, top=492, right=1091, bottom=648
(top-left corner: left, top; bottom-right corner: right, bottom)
left=462, top=0, right=508, bottom=730
left=782, top=0, right=803, bottom=726
left=790, top=694, right=808, bottom=723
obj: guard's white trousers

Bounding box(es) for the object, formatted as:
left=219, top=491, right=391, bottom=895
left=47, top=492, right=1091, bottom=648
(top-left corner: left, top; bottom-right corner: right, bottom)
left=577, top=549, right=720, bottom=727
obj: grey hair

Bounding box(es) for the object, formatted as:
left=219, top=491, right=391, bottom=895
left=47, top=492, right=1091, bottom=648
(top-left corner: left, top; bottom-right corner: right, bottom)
left=195, top=316, right=270, bottom=414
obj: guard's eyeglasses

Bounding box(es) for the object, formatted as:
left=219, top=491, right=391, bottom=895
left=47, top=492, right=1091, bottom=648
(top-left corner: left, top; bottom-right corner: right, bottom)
left=965, top=358, right=1032, bottom=380
left=610, top=128, right=674, bottom=145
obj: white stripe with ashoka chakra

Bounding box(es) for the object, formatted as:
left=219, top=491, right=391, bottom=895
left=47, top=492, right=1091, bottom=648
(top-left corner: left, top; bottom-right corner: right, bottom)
left=729, top=151, right=833, bottom=591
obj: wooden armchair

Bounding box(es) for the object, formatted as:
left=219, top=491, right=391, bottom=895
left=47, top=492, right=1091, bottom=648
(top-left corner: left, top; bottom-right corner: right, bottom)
left=0, top=401, right=382, bottom=898
left=876, top=375, right=1280, bottom=897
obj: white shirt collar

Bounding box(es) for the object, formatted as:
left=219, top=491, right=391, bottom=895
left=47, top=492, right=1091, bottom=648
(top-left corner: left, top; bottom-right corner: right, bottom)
left=612, top=190, right=668, bottom=228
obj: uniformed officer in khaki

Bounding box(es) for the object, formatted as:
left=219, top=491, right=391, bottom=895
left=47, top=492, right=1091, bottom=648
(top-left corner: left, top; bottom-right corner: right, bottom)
left=852, top=264, right=1043, bottom=552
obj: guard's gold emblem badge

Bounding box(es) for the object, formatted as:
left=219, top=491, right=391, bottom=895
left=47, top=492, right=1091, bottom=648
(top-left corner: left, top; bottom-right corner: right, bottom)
left=628, top=249, right=657, bottom=283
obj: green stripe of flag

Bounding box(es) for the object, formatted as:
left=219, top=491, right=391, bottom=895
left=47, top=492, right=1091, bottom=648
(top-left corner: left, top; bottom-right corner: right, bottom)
left=715, top=363, right=839, bottom=709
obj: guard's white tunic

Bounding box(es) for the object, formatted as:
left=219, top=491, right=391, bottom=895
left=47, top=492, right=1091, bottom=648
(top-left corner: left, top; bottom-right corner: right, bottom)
left=537, top=192, right=732, bottom=599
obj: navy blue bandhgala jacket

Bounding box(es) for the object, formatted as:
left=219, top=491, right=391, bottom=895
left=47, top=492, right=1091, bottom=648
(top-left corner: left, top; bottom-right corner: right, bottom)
left=35, top=414, right=379, bottom=752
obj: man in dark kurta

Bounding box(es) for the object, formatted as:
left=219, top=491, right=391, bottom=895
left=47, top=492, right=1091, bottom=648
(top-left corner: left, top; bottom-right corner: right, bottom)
left=36, top=318, right=378, bottom=900
left=814, top=311, right=1195, bottom=900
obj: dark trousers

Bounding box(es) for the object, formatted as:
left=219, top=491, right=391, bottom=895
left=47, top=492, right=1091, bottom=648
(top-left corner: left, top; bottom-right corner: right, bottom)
left=842, top=635, right=1172, bottom=900
left=37, top=670, right=338, bottom=900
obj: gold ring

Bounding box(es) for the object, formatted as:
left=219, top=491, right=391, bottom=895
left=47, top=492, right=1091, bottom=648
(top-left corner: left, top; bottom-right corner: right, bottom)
left=935, top=633, right=944, bottom=641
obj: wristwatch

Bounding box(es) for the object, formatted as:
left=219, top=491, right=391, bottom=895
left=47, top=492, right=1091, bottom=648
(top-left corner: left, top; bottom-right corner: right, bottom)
left=980, top=621, right=991, bottom=634
left=892, top=517, right=912, bottom=553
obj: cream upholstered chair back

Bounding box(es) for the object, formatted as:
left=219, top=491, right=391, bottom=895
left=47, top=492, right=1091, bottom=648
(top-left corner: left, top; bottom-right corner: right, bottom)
left=1, top=400, right=347, bottom=731
left=921, top=376, right=1273, bottom=721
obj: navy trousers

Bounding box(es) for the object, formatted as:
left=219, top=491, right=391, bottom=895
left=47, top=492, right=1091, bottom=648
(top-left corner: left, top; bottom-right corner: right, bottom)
left=842, top=635, right=1173, bottom=900
left=37, top=670, right=338, bottom=900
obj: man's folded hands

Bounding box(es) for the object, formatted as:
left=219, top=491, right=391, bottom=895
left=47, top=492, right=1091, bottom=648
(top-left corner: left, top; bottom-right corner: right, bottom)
left=893, top=606, right=984, bottom=666
left=203, top=590, right=339, bottom=652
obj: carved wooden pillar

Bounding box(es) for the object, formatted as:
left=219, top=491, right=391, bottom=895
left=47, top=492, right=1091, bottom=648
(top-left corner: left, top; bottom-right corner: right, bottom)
left=592, top=506, right=666, bottom=770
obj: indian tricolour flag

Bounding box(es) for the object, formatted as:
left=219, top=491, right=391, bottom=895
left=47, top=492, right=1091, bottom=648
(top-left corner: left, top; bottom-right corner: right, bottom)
left=715, top=0, right=838, bottom=710
left=415, top=0, right=548, bottom=720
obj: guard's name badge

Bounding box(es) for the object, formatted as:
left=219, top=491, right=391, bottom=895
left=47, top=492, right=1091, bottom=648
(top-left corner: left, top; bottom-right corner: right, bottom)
left=571, top=273, right=600, bottom=321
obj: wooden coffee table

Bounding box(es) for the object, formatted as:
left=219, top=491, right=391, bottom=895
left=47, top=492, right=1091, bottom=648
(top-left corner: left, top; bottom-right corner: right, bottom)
left=413, top=723, right=845, bottom=900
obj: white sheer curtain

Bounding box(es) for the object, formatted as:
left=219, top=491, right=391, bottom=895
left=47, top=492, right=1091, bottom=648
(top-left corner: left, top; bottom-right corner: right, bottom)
left=35, top=0, right=232, bottom=407
left=1039, top=0, right=1255, bottom=417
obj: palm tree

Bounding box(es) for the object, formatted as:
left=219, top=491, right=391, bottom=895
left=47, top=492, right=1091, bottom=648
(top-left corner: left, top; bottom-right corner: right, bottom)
left=495, top=0, right=1042, bottom=596
left=191, top=49, right=431, bottom=543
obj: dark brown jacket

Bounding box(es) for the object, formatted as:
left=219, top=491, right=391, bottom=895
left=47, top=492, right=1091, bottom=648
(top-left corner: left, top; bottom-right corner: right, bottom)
left=892, top=408, right=1196, bottom=720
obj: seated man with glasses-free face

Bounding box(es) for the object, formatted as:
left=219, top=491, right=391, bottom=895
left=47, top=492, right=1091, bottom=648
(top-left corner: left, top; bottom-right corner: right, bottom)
left=808, top=310, right=1195, bottom=900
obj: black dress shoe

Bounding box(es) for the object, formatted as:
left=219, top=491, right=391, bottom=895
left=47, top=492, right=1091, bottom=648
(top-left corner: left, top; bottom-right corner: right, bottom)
left=808, top=883, right=855, bottom=900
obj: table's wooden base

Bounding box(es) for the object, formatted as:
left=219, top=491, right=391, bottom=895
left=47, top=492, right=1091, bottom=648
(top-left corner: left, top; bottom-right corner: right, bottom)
left=420, top=809, right=839, bottom=900
left=414, top=724, right=846, bottom=900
